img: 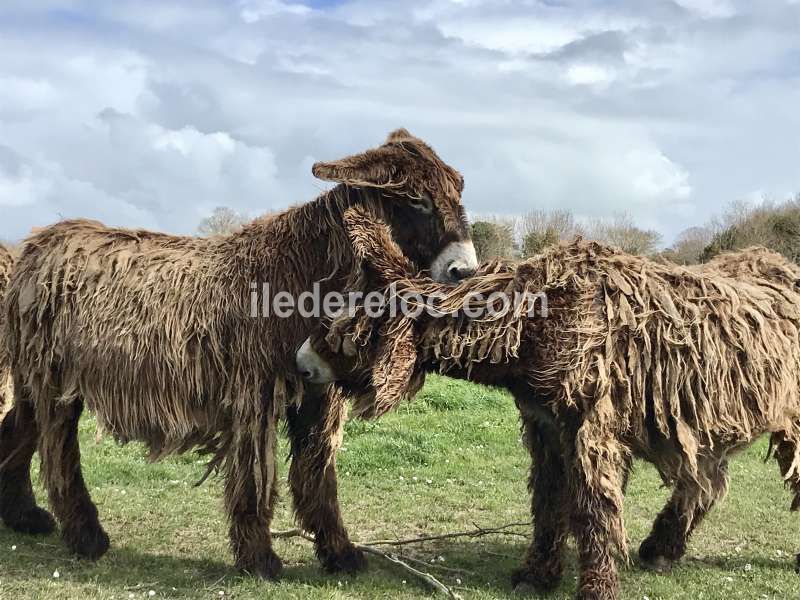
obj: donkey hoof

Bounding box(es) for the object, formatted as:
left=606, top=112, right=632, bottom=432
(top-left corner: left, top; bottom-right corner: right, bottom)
left=321, top=544, right=367, bottom=574
left=638, top=537, right=680, bottom=571
left=3, top=506, right=57, bottom=535
left=238, top=549, right=283, bottom=580
left=795, top=553, right=799, bottom=575
left=639, top=554, right=676, bottom=572
left=65, top=524, right=110, bottom=561
left=511, top=564, right=562, bottom=593
left=576, top=572, right=620, bottom=600
left=512, top=581, right=537, bottom=596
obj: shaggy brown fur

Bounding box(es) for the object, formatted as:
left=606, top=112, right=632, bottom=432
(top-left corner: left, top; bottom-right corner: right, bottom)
left=0, top=130, right=473, bottom=578
left=303, top=210, right=800, bottom=599
left=0, top=244, right=15, bottom=420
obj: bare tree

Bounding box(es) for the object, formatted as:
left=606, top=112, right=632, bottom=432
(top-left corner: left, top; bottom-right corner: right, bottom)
left=519, top=209, right=583, bottom=257
left=197, top=206, right=249, bottom=236
left=703, top=196, right=800, bottom=262
left=586, top=214, right=662, bottom=256
left=660, top=226, right=712, bottom=265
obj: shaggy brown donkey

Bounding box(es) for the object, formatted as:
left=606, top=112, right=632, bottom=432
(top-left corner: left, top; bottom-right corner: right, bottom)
left=0, top=129, right=477, bottom=579
left=296, top=209, right=800, bottom=599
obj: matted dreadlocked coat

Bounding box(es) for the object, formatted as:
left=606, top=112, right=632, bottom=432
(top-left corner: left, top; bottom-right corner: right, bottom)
left=0, top=129, right=473, bottom=578
left=307, top=208, right=800, bottom=600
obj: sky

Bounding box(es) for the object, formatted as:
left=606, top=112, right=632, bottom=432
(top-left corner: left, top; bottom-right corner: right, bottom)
left=1, top=0, right=799, bottom=245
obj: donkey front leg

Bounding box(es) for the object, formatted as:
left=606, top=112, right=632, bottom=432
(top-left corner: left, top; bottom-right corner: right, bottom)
left=225, top=413, right=282, bottom=580
left=286, top=387, right=366, bottom=573
left=0, top=396, right=56, bottom=535
left=512, top=416, right=569, bottom=593
left=38, top=399, right=109, bottom=560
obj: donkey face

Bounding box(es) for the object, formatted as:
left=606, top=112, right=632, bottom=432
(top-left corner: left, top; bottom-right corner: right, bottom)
left=296, top=206, right=431, bottom=417
left=295, top=316, right=425, bottom=419
left=313, top=128, right=477, bottom=283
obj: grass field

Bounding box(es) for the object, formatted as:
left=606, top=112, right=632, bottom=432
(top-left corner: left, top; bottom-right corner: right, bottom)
left=1, top=375, right=798, bottom=599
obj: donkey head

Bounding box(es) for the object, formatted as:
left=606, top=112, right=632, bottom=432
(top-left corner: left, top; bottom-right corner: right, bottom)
left=313, top=128, right=477, bottom=283
left=295, top=316, right=425, bottom=419
left=295, top=206, right=428, bottom=417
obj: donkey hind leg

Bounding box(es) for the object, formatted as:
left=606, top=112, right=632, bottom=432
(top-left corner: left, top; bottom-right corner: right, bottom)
left=286, top=387, right=365, bottom=574
left=511, top=417, right=569, bottom=593
left=39, top=399, right=109, bottom=559
left=0, top=395, right=56, bottom=535
left=771, top=431, right=800, bottom=574
left=639, top=458, right=729, bottom=570
left=566, top=425, right=628, bottom=600
left=226, top=411, right=282, bottom=580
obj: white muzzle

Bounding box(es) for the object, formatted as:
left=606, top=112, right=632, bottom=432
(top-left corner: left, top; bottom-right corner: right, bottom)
left=430, top=240, right=478, bottom=283
left=295, top=338, right=335, bottom=384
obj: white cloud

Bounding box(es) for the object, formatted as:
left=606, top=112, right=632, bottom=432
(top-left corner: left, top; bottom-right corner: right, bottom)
left=439, top=18, right=582, bottom=54
left=627, top=149, right=692, bottom=202
left=565, top=64, right=616, bottom=86
left=674, top=0, right=736, bottom=18
left=0, top=0, right=798, bottom=243
left=240, top=0, right=313, bottom=23
left=0, top=163, right=47, bottom=208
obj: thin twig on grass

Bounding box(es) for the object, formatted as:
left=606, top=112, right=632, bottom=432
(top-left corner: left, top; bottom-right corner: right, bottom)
left=358, top=544, right=463, bottom=599
left=383, top=552, right=475, bottom=576
left=271, top=528, right=312, bottom=541
left=364, top=521, right=531, bottom=547
left=271, top=522, right=531, bottom=597
left=272, top=528, right=460, bottom=597
left=272, top=521, right=530, bottom=547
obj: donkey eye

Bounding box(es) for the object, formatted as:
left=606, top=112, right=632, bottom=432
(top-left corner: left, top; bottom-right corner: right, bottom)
left=408, top=195, right=434, bottom=214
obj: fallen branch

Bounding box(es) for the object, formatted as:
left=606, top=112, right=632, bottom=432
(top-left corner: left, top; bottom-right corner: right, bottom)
left=272, top=528, right=311, bottom=540
left=271, top=521, right=530, bottom=547
left=272, top=528, right=460, bottom=597
left=394, top=555, right=475, bottom=576
left=270, top=522, right=530, bottom=598
left=362, top=521, right=531, bottom=547
left=359, top=545, right=463, bottom=599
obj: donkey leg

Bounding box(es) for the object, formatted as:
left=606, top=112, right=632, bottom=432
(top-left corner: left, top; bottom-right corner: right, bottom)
left=639, top=459, right=729, bottom=570
left=0, top=398, right=56, bottom=534
left=512, top=418, right=569, bottom=592
left=567, top=430, right=628, bottom=600
left=771, top=431, right=800, bottom=573
left=286, top=387, right=365, bottom=574
left=226, top=413, right=282, bottom=580
left=39, top=400, right=109, bottom=559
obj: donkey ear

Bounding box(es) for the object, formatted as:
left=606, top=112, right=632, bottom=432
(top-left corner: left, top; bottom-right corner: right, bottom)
left=312, top=129, right=423, bottom=188
left=343, top=205, right=414, bottom=283
left=312, top=144, right=406, bottom=189
left=385, top=128, right=414, bottom=143
left=367, top=319, right=422, bottom=418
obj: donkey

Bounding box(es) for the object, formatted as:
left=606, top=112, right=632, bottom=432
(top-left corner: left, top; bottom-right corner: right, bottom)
left=296, top=208, right=800, bottom=599
left=0, top=129, right=477, bottom=579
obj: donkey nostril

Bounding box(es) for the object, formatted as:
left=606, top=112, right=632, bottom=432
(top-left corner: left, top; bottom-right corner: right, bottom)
left=300, top=369, right=314, bottom=381
left=448, top=263, right=476, bottom=281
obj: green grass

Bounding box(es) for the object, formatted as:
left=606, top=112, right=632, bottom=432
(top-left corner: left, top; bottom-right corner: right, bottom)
left=1, top=375, right=798, bottom=599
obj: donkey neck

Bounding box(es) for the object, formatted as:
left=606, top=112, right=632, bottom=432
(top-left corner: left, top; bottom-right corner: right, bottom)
left=226, top=185, right=373, bottom=294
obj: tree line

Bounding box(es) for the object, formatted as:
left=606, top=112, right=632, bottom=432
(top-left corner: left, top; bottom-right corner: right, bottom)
left=197, top=195, right=800, bottom=266
left=470, top=195, right=800, bottom=265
